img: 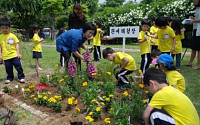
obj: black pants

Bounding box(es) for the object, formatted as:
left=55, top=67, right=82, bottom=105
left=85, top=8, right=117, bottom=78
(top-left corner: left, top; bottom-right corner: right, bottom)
left=151, top=45, right=158, bottom=53
left=150, top=108, right=175, bottom=125
left=93, top=46, right=101, bottom=61
left=115, top=69, right=133, bottom=85
left=61, top=48, right=81, bottom=70
left=140, top=53, right=151, bottom=74
left=4, top=57, right=25, bottom=80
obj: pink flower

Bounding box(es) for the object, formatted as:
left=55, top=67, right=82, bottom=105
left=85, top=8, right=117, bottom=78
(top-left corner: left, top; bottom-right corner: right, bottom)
left=68, top=60, right=77, bottom=77
left=36, top=86, right=46, bottom=90
left=87, top=62, right=97, bottom=79
left=83, top=52, right=91, bottom=63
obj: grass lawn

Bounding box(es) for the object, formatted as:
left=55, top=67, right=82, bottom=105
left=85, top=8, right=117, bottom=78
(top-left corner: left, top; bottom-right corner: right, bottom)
left=0, top=39, right=199, bottom=117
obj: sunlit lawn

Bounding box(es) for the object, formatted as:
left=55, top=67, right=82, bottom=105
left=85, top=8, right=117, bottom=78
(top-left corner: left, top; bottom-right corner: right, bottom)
left=0, top=38, right=199, bottom=116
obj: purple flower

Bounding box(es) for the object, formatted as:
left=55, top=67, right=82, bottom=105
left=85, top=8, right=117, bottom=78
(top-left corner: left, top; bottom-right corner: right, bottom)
left=83, top=52, right=91, bottom=63
left=87, top=62, right=97, bottom=79
left=68, top=60, right=77, bottom=77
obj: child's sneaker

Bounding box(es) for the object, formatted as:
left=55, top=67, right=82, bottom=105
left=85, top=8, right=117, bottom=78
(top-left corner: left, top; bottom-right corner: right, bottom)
left=5, top=80, right=11, bottom=84
left=19, top=79, right=25, bottom=83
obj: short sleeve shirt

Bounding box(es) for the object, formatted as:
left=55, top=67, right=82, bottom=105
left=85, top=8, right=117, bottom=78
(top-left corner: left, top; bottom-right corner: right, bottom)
left=113, top=52, right=136, bottom=71
left=149, top=86, right=199, bottom=125
left=150, top=26, right=159, bottom=46
left=93, top=28, right=101, bottom=46
left=157, top=26, right=175, bottom=52
left=173, top=32, right=184, bottom=54
left=32, top=33, right=42, bottom=52
left=0, top=33, right=19, bottom=60
left=138, top=31, right=150, bottom=55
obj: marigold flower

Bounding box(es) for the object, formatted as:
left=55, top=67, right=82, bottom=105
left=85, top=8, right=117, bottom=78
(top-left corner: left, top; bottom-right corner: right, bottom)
left=104, top=118, right=111, bottom=124
left=143, top=99, right=147, bottom=103
left=139, top=84, right=144, bottom=88
left=75, top=107, right=80, bottom=112
left=100, top=102, right=105, bottom=106
left=48, top=97, right=56, bottom=103
left=89, top=117, right=94, bottom=122
left=96, top=107, right=101, bottom=112
left=103, top=96, right=106, bottom=98
left=34, top=98, right=37, bottom=101
left=108, top=94, right=113, bottom=97
left=17, top=83, right=21, bottom=85
left=64, top=75, right=68, bottom=78
left=54, top=95, right=62, bottom=100
left=30, top=95, right=35, bottom=98
left=68, top=98, right=73, bottom=105
left=71, top=97, right=75, bottom=100
left=22, top=114, right=27, bottom=117
left=82, top=82, right=88, bottom=87
left=55, top=64, right=59, bottom=68
left=145, top=91, right=148, bottom=94
left=105, top=97, right=110, bottom=101
left=110, top=108, right=113, bottom=111
left=47, top=91, right=52, bottom=95
left=107, top=72, right=111, bottom=75
left=91, top=73, right=97, bottom=76
left=91, top=99, right=97, bottom=103
left=42, top=92, right=46, bottom=95
left=38, top=95, right=42, bottom=98
left=89, top=112, right=93, bottom=115
left=59, top=78, right=64, bottom=83
left=43, top=96, right=47, bottom=100
left=139, top=69, right=143, bottom=74
left=85, top=116, right=94, bottom=122
left=123, top=91, right=129, bottom=96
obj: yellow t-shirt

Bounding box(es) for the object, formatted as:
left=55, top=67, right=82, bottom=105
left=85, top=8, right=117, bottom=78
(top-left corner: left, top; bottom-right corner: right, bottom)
left=173, top=32, right=184, bottom=54
left=138, top=31, right=150, bottom=55
left=149, top=86, right=199, bottom=125
left=166, top=70, right=185, bottom=93
left=0, top=33, right=19, bottom=60
left=150, top=26, right=159, bottom=46
left=113, top=52, right=136, bottom=71
left=93, top=28, right=101, bottom=46
left=157, top=26, right=175, bottom=52
left=33, top=33, right=42, bottom=52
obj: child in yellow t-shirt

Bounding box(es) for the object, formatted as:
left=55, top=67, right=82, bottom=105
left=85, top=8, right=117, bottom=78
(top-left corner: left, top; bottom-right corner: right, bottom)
left=0, top=17, right=25, bottom=84
left=150, top=17, right=159, bottom=52
left=157, top=54, right=185, bottom=93
left=138, top=19, right=155, bottom=74
left=148, top=16, right=176, bottom=54
left=32, top=25, right=44, bottom=70
left=102, top=47, right=136, bottom=88
left=92, top=20, right=104, bottom=62
left=169, top=17, right=185, bottom=71
left=143, top=68, right=199, bottom=125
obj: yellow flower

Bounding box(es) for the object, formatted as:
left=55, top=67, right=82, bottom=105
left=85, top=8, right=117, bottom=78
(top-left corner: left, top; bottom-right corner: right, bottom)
left=107, top=72, right=111, bottom=75
left=103, top=96, right=106, bottom=99
left=34, top=98, right=37, bottom=101
left=105, top=97, right=110, bottom=101
left=110, top=108, right=113, bottom=111
left=91, top=73, right=97, bottom=76
left=85, top=116, right=94, bottom=122
left=100, top=102, right=105, bottom=106
left=139, top=84, right=144, bottom=88
left=55, top=64, right=59, bottom=68
left=17, top=83, right=21, bottom=85
left=145, top=91, right=149, bottom=94
left=91, top=99, right=97, bottom=103
left=38, top=95, right=42, bottom=98
left=139, top=69, right=143, bottom=74
left=59, top=78, right=64, bottom=83
left=143, top=99, right=147, bottom=103
left=82, top=82, right=88, bottom=87
left=89, top=112, right=93, bottom=115
left=43, top=96, right=47, bottom=100
left=89, top=117, right=94, bottom=122
left=30, top=95, right=35, bottom=98
left=123, top=91, right=129, bottom=96
left=96, top=107, right=101, bottom=112
left=22, top=114, right=27, bottom=117
left=74, top=99, right=78, bottom=105
left=47, top=91, right=52, bottom=95
left=42, top=92, right=46, bottom=95
left=108, top=94, right=113, bottom=97
left=75, top=107, right=80, bottom=112
left=54, top=95, right=62, bottom=100
left=68, top=98, right=73, bottom=105
left=71, top=97, right=75, bottom=100
left=104, top=118, right=111, bottom=124
left=64, top=75, right=68, bottom=78
left=48, top=97, right=56, bottom=103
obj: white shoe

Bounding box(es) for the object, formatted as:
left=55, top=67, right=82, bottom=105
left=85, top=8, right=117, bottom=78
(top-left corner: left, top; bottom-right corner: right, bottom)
left=19, top=79, right=25, bottom=83
left=5, top=80, right=11, bottom=84
left=36, top=67, right=43, bottom=71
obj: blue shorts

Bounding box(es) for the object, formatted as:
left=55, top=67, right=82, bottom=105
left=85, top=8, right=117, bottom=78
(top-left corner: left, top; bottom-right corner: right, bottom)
left=33, top=51, right=42, bottom=58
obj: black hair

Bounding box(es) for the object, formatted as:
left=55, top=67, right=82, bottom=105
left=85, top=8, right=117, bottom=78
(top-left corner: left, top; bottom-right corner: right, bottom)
left=83, top=23, right=97, bottom=36
left=0, top=17, right=11, bottom=27
left=150, top=49, right=162, bottom=58
left=152, top=16, right=158, bottom=22
left=143, top=68, right=168, bottom=86
left=141, top=19, right=151, bottom=26
left=155, top=16, right=168, bottom=27
left=94, top=20, right=102, bottom=28
left=169, top=17, right=182, bottom=35
left=32, top=24, right=40, bottom=31
left=102, top=47, right=115, bottom=59
left=56, top=28, right=66, bottom=37
left=164, top=65, right=176, bottom=71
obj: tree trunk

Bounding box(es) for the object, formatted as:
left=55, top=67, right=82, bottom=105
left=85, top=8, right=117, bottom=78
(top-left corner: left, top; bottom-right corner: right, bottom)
left=25, top=27, right=30, bottom=42
left=50, top=15, right=56, bottom=42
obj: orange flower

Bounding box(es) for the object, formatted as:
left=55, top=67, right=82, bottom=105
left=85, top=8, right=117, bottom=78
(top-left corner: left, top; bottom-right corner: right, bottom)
left=139, top=69, right=143, bottom=75
left=139, top=84, right=144, bottom=88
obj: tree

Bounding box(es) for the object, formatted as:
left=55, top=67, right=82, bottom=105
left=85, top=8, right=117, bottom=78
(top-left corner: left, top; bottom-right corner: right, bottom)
left=42, top=0, right=64, bottom=41
left=105, top=0, right=125, bottom=7
left=0, top=0, right=43, bottom=41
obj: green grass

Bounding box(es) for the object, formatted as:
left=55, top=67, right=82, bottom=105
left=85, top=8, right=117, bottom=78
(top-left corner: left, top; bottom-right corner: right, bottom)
left=0, top=41, right=199, bottom=116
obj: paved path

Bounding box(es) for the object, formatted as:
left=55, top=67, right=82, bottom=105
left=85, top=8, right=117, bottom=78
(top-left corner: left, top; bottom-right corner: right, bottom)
left=25, top=43, right=191, bottom=56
